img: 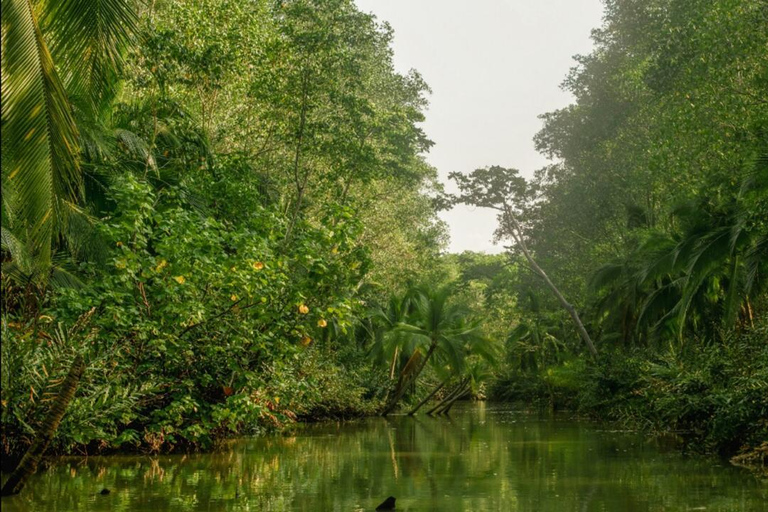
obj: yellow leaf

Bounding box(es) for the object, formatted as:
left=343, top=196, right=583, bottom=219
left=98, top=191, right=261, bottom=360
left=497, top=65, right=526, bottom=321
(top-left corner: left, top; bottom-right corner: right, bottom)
left=174, top=276, right=186, bottom=284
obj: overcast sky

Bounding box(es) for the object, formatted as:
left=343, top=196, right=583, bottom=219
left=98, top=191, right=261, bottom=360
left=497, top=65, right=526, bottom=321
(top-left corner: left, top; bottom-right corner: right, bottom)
left=354, top=0, right=605, bottom=254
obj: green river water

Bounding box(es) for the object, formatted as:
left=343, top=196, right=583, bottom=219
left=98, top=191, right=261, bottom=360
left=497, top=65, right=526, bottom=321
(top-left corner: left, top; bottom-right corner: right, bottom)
left=2, top=403, right=766, bottom=511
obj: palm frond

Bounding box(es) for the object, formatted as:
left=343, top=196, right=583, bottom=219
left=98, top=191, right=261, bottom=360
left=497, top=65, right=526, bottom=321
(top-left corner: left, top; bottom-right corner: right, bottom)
left=1, top=226, right=28, bottom=269
left=43, top=0, right=137, bottom=116
left=1, top=0, right=81, bottom=267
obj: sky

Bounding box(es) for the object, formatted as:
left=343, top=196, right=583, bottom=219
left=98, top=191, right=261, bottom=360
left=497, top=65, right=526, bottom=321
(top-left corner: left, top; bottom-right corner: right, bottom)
left=354, top=0, right=605, bottom=254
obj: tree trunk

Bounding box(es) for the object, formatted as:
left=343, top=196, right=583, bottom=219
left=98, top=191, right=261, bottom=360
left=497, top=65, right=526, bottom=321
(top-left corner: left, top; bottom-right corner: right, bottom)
left=388, top=347, right=399, bottom=380
left=427, top=380, right=463, bottom=415
left=440, top=388, right=471, bottom=415
left=503, top=207, right=598, bottom=359
left=388, top=351, right=421, bottom=405
left=426, top=378, right=468, bottom=416
left=1, top=354, right=85, bottom=496
left=283, top=70, right=311, bottom=241
left=381, top=341, right=437, bottom=416
left=434, top=380, right=470, bottom=415
left=408, top=380, right=446, bottom=416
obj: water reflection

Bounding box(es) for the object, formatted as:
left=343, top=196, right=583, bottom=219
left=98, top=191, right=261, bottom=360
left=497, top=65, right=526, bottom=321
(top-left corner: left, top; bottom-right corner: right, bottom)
left=2, top=403, right=766, bottom=511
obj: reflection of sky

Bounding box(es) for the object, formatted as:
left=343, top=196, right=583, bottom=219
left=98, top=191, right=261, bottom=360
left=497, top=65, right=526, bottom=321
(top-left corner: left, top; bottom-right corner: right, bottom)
left=3, top=404, right=766, bottom=511
left=355, top=0, right=604, bottom=254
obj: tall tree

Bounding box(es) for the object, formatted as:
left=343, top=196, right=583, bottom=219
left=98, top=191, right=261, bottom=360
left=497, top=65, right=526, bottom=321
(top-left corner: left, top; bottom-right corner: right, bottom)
left=448, top=166, right=598, bottom=359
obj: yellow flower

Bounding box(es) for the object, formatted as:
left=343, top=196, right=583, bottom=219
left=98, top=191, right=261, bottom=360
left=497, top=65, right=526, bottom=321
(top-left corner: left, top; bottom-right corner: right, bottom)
left=116, top=241, right=123, bottom=247
left=298, top=304, right=309, bottom=314
left=155, top=259, right=168, bottom=272
left=301, top=336, right=312, bottom=346
left=231, top=294, right=238, bottom=301
left=174, top=275, right=186, bottom=284
left=252, top=261, right=264, bottom=271
left=274, top=396, right=280, bottom=405
left=317, top=319, right=327, bottom=328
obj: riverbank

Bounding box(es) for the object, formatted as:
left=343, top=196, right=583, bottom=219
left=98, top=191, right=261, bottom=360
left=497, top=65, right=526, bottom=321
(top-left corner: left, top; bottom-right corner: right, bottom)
left=489, top=323, right=768, bottom=465
left=4, top=330, right=765, bottom=474
left=0, top=342, right=385, bottom=470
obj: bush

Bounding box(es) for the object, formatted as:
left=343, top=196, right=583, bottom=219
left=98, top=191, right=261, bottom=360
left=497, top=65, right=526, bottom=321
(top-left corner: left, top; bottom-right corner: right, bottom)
left=2, top=173, right=379, bottom=457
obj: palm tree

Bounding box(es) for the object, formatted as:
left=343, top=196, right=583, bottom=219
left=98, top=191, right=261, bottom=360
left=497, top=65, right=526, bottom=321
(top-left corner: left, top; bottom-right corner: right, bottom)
left=367, top=291, right=416, bottom=380
left=505, top=291, right=567, bottom=370
left=381, top=285, right=485, bottom=415
left=427, top=357, right=495, bottom=416
left=1, top=0, right=136, bottom=274
left=0, top=353, right=84, bottom=496
left=591, top=151, right=768, bottom=346
left=1, top=2, right=135, bottom=495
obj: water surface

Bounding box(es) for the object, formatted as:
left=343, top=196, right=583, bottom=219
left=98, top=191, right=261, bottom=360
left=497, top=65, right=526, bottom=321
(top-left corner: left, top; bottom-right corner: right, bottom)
left=2, top=403, right=766, bottom=511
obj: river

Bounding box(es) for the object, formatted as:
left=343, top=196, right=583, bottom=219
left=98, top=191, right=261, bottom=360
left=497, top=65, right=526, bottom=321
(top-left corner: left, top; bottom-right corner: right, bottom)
left=2, top=403, right=766, bottom=511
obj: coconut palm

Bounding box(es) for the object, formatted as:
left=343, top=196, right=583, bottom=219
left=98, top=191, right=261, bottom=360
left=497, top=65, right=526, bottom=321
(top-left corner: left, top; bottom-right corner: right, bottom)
left=426, top=357, right=496, bottom=416
left=505, top=291, right=567, bottom=370
left=1, top=0, right=136, bottom=272
left=381, top=285, right=486, bottom=415
left=367, top=290, right=417, bottom=379
left=591, top=151, right=768, bottom=345
left=1, top=2, right=135, bottom=494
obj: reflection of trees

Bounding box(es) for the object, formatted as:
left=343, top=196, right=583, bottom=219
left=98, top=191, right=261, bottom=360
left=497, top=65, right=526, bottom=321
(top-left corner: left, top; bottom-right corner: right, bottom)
left=3, top=405, right=765, bottom=511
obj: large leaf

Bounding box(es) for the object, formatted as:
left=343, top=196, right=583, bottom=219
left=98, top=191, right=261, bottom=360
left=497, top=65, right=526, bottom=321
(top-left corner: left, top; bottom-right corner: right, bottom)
left=1, top=0, right=80, bottom=266
left=43, top=0, right=137, bottom=116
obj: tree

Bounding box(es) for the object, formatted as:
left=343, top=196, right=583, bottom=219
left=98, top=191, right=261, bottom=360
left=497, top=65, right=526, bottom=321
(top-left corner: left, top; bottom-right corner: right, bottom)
left=1, top=0, right=136, bottom=273
left=368, top=291, right=417, bottom=379
left=448, top=166, right=598, bottom=359
left=591, top=155, right=768, bottom=346
left=381, top=285, right=484, bottom=415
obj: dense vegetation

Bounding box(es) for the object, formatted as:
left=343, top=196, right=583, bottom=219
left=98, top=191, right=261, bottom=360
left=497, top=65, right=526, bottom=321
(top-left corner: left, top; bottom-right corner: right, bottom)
left=1, top=0, right=766, bottom=494
left=473, top=0, right=768, bottom=458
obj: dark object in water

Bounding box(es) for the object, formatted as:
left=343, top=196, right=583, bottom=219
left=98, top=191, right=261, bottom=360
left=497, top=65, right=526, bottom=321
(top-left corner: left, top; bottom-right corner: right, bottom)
left=100, top=488, right=111, bottom=495
left=376, top=496, right=396, bottom=510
